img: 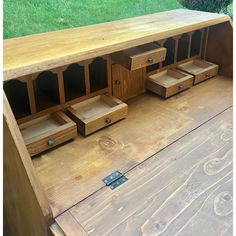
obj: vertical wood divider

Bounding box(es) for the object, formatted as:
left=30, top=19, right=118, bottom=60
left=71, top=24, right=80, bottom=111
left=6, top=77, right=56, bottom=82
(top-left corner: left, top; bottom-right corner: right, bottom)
left=26, top=76, right=37, bottom=114
left=202, top=27, right=209, bottom=59
left=159, top=40, right=166, bottom=68
left=107, top=55, right=112, bottom=95
left=199, top=29, right=205, bottom=58
left=84, top=62, right=91, bottom=95
left=174, top=36, right=180, bottom=64
left=56, top=68, right=66, bottom=104
left=187, top=32, right=193, bottom=58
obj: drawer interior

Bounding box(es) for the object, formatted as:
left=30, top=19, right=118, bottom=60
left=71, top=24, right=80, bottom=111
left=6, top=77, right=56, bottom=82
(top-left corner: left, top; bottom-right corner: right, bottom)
left=177, top=59, right=215, bottom=74
left=148, top=69, right=190, bottom=87
left=69, top=95, right=120, bottom=120
left=20, top=113, right=68, bottom=142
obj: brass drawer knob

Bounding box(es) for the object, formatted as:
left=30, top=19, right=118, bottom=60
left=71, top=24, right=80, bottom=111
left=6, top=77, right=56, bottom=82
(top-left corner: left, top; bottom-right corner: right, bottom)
left=115, top=80, right=121, bottom=85
left=147, top=57, right=154, bottom=64
left=105, top=118, right=112, bottom=125
left=47, top=139, right=54, bottom=147
left=178, top=85, right=184, bottom=90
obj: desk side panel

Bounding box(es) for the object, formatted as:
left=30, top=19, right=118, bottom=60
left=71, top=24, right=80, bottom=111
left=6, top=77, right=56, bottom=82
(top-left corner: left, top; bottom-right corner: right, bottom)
left=205, top=21, right=233, bottom=78
left=3, top=94, right=53, bottom=236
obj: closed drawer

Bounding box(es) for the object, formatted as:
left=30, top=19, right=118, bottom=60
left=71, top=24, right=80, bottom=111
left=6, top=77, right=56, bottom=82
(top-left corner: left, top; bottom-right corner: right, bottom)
left=177, top=59, right=219, bottom=85
left=146, top=69, right=193, bottom=98
left=19, top=112, right=77, bottom=156
left=111, top=43, right=167, bottom=70
left=66, top=94, right=128, bottom=136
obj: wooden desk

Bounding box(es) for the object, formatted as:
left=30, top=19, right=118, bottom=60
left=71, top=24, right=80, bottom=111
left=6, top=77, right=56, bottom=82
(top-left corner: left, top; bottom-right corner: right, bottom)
left=3, top=9, right=233, bottom=236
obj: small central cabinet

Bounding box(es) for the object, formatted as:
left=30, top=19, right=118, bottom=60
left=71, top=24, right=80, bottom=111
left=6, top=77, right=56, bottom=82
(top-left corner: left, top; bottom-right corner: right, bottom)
left=112, top=64, right=146, bottom=101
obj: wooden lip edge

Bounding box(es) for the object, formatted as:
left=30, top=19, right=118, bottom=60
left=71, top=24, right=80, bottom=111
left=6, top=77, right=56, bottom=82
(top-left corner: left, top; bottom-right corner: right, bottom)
left=3, top=16, right=230, bottom=81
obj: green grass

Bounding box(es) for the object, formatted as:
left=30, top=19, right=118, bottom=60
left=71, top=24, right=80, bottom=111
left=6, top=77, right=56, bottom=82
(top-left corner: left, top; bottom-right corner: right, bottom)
left=3, top=0, right=181, bottom=39
left=3, top=0, right=232, bottom=39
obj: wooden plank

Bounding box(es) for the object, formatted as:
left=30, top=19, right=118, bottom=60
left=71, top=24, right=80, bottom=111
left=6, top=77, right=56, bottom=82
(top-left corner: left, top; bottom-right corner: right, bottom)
left=55, top=212, right=88, bottom=236
left=69, top=107, right=232, bottom=236
left=205, top=21, right=233, bottom=78
left=32, top=76, right=232, bottom=217
left=3, top=10, right=230, bottom=80
left=3, top=93, right=53, bottom=235
left=26, top=76, right=37, bottom=114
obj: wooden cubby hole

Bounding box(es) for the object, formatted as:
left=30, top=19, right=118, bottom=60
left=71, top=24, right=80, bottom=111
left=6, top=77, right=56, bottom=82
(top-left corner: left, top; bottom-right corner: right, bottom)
left=177, top=33, right=190, bottom=62
left=32, top=71, right=60, bottom=112
left=3, top=79, right=31, bottom=119
left=88, top=57, right=108, bottom=93
left=62, top=63, right=87, bottom=102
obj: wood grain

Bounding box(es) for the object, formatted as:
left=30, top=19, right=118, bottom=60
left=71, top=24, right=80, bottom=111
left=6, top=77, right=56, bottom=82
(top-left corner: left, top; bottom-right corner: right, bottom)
left=112, top=64, right=146, bottom=101
left=3, top=93, right=53, bottom=235
left=55, top=212, right=88, bottom=236
left=32, top=76, right=232, bottom=217
left=3, top=10, right=230, bottom=80
left=69, top=107, right=232, bottom=236
left=205, top=21, right=233, bottom=78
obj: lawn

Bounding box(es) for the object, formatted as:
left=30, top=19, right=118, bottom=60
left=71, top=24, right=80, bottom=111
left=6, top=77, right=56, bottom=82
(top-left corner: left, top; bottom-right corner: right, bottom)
left=3, top=0, right=233, bottom=39
left=3, top=0, right=181, bottom=39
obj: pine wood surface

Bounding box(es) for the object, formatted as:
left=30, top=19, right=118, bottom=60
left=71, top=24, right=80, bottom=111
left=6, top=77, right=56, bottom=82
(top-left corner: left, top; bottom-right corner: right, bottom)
left=3, top=9, right=230, bottom=81
left=3, top=94, right=52, bottom=236
left=68, top=107, right=232, bottom=236
left=32, top=76, right=232, bottom=217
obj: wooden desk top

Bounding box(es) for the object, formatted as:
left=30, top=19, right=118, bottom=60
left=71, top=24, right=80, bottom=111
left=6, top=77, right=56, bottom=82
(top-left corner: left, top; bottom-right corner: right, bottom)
left=4, top=9, right=230, bottom=81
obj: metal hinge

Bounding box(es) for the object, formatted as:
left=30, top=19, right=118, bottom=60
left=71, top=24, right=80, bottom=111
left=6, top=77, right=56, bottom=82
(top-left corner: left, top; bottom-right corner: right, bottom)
left=102, top=171, right=128, bottom=190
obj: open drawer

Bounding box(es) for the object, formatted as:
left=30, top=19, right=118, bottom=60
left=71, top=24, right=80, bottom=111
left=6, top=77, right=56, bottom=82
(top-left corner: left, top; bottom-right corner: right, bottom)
left=19, top=112, right=77, bottom=156
left=111, top=43, right=167, bottom=70
left=146, top=69, right=194, bottom=98
left=66, top=94, right=128, bottom=136
left=177, top=59, right=219, bottom=85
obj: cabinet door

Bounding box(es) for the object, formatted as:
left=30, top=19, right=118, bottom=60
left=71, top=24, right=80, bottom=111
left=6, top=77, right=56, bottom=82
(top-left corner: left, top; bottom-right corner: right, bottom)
left=112, top=64, right=145, bottom=101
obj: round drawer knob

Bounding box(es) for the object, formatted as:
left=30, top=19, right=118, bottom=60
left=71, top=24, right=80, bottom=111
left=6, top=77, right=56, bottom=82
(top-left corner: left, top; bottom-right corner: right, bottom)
left=147, top=57, right=154, bottom=64
left=47, top=139, right=54, bottom=147
left=105, top=118, right=111, bottom=125
left=115, top=80, right=121, bottom=85
left=178, top=85, right=184, bottom=90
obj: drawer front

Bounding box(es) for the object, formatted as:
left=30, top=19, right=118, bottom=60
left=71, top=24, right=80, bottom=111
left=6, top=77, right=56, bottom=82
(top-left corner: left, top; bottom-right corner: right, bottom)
left=165, top=77, right=193, bottom=98
left=26, top=124, right=77, bottom=156
left=85, top=104, right=128, bottom=135
left=194, top=65, right=219, bottom=84
left=131, top=47, right=167, bottom=70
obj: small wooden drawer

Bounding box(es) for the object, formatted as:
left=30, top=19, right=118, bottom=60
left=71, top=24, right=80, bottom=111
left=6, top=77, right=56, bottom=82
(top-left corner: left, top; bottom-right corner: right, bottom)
left=19, top=112, right=77, bottom=156
left=146, top=69, right=193, bottom=98
left=111, top=43, right=167, bottom=70
left=66, top=94, right=128, bottom=136
left=177, top=59, right=219, bottom=85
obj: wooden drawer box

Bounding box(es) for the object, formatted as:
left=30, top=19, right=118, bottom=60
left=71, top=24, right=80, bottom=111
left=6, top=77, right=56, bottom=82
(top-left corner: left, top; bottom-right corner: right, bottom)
left=146, top=69, right=194, bottom=98
left=66, top=94, right=128, bottom=136
left=111, top=43, right=167, bottom=70
left=177, top=59, right=219, bottom=85
left=19, top=112, right=77, bottom=156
